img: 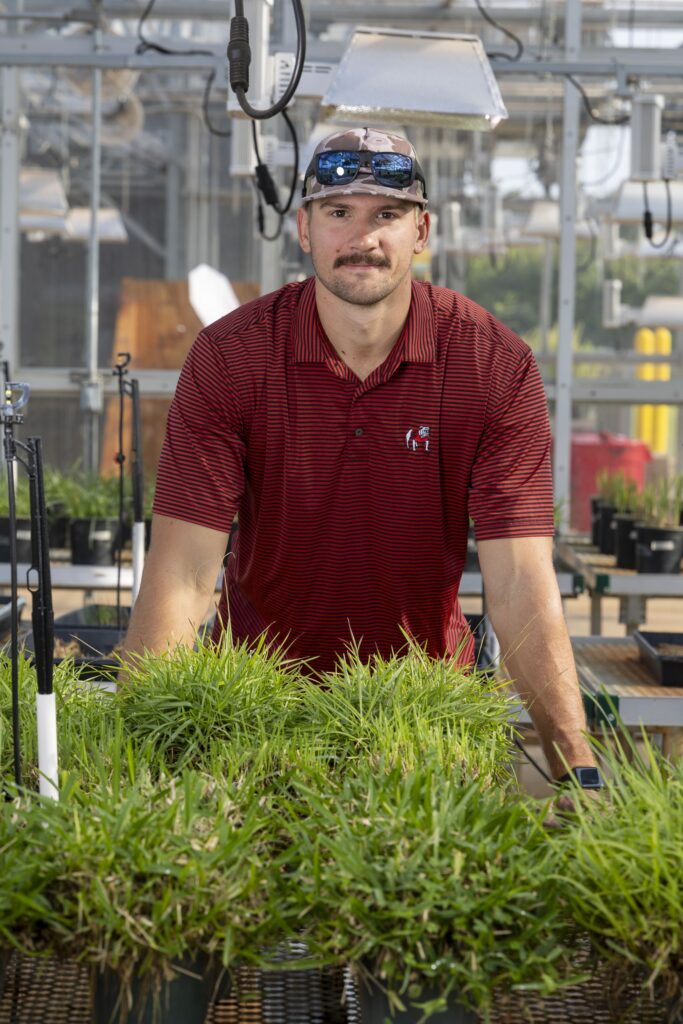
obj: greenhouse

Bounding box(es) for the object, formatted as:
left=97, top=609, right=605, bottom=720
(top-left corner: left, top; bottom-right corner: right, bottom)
left=1, top=0, right=683, bottom=1022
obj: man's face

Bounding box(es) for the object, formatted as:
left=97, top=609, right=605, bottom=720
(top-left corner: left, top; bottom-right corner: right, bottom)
left=297, top=194, right=430, bottom=307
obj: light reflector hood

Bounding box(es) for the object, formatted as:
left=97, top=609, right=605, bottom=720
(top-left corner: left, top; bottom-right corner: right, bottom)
left=321, top=27, right=507, bottom=131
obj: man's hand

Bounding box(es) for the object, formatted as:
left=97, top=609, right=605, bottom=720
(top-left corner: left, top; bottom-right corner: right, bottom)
left=543, top=786, right=604, bottom=829
left=478, top=535, right=595, bottom=778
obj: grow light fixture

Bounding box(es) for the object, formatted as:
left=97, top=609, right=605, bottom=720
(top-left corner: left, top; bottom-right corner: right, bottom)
left=320, top=27, right=508, bottom=131
left=521, top=200, right=594, bottom=240
left=19, top=168, right=68, bottom=217
left=605, top=180, right=683, bottom=225
left=602, top=279, right=683, bottom=329
left=65, top=208, right=128, bottom=243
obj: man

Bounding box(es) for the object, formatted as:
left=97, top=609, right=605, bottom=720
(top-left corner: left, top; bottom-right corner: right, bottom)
left=122, top=127, right=598, bottom=786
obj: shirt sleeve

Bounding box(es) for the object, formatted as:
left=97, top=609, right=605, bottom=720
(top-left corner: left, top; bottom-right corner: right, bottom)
left=153, top=330, right=246, bottom=533
left=468, top=346, right=554, bottom=541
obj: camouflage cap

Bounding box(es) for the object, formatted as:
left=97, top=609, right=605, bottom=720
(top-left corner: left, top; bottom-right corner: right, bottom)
left=301, top=127, right=428, bottom=207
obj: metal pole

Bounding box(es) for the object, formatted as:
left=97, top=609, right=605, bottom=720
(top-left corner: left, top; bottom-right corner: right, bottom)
left=539, top=238, right=553, bottom=355
left=553, top=0, right=582, bottom=534
left=0, top=0, right=22, bottom=379
left=165, top=115, right=184, bottom=279
left=677, top=263, right=683, bottom=474
left=83, top=25, right=103, bottom=475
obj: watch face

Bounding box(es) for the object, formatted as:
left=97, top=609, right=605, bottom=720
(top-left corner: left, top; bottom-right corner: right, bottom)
left=575, top=767, right=603, bottom=789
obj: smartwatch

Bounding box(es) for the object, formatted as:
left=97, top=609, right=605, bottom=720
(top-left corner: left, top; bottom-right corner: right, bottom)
left=555, top=766, right=605, bottom=790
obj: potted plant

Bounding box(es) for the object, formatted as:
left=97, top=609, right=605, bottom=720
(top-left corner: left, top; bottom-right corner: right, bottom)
left=60, top=474, right=123, bottom=565
left=0, top=477, right=33, bottom=562
left=0, top=762, right=291, bottom=1024
left=42, top=466, right=76, bottom=552
left=115, top=639, right=517, bottom=790
left=634, top=477, right=683, bottom=574
left=550, top=735, right=683, bottom=1023
left=611, top=475, right=640, bottom=570
left=277, top=762, right=577, bottom=1023
left=594, top=470, right=623, bottom=555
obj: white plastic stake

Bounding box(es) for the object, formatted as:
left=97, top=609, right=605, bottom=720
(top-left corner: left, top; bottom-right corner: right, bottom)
left=132, top=521, right=145, bottom=605
left=36, top=691, right=59, bottom=799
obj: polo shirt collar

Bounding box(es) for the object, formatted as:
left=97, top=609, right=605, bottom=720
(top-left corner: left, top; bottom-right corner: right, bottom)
left=292, top=277, right=436, bottom=365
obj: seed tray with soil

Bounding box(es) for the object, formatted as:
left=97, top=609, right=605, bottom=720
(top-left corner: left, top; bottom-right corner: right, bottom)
left=633, top=630, right=683, bottom=687
left=24, top=625, right=124, bottom=682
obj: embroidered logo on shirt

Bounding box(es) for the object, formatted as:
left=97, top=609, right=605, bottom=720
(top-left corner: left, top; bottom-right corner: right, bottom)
left=405, top=425, right=431, bottom=452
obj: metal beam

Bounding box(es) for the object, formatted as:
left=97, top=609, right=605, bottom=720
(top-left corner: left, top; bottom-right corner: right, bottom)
left=17, top=368, right=180, bottom=395
left=2, top=33, right=683, bottom=81
left=545, top=382, right=683, bottom=404
left=553, top=0, right=581, bottom=533
left=12, top=2, right=682, bottom=28
left=0, top=35, right=224, bottom=69
left=0, top=66, right=20, bottom=376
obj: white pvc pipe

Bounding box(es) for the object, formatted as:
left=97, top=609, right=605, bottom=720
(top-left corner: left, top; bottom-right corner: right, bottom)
left=36, top=691, right=59, bottom=799
left=131, top=521, right=145, bottom=605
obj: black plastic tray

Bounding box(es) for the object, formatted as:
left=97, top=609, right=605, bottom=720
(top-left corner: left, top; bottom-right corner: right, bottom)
left=633, top=630, right=683, bottom=687
left=23, top=624, right=124, bottom=680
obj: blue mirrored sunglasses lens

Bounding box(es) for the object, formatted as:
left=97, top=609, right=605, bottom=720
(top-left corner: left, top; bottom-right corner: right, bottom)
left=316, top=151, right=360, bottom=184
left=371, top=153, right=413, bottom=186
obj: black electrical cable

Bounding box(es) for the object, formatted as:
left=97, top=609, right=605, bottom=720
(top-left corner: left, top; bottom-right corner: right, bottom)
left=136, top=0, right=214, bottom=57
left=202, top=69, right=232, bottom=138
left=565, top=75, right=630, bottom=126
left=473, top=0, right=524, bottom=61
left=136, top=0, right=231, bottom=138
left=513, top=736, right=555, bottom=785
left=642, top=179, right=673, bottom=250
left=228, top=0, right=306, bottom=120
left=251, top=108, right=300, bottom=241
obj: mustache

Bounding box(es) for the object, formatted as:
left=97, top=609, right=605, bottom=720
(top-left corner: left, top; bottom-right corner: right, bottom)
left=334, top=254, right=390, bottom=269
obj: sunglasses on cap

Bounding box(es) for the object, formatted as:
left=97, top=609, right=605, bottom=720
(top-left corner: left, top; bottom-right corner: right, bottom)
left=303, top=150, right=428, bottom=200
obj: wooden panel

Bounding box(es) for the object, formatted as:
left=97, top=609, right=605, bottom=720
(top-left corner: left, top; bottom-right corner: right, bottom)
left=100, top=278, right=259, bottom=483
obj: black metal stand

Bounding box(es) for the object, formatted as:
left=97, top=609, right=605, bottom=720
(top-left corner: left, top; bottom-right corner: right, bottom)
left=112, top=353, right=145, bottom=628
left=2, top=383, right=56, bottom=797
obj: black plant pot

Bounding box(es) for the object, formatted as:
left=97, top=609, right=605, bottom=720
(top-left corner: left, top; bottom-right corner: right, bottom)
left=598, top=504, right=617, bottom=555
left=92, top=954, right=221, bottom=1024
left=635, top=525, right=683, bottom=574
left=589, top=495, right=602, bottom=546
left=354, top=975, right=476, bottom=1024
left=69, top=517, right=121, bottom=566
left=48, top=515, right=69, bottom=550
left=613, top=513, right=639, bottom=570
left=0, top=516, right=33, bottom=562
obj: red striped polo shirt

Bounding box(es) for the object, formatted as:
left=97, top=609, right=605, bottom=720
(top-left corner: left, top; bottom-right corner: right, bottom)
left=154, top=277, right=554, bottom=674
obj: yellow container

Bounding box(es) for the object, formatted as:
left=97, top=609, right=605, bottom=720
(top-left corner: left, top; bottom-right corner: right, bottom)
left=653, top=327, right=671, bottom=455
left=635, top=328, right=656, bottom=445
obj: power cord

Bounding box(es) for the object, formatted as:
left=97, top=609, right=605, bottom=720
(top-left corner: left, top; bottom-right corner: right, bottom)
left=565, top=75, right=630, bottom=126
left=642, top=178, right=673, bottom=249
left=473, top=0, right=523, bottom=60
left=252, top=108, right=300, bottom=241
left=136, top=0, right=231, bottom=138
left=228, top=0, right=306, bottom=119
left=472, top=1, right=631, bottom=127
left=513, top=736, right=555, bottom=785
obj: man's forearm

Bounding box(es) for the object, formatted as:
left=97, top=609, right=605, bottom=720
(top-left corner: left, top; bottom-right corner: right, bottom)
left=120, top=563, right=217, bottom=663
left=486, top=580, right=594, bottom=778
